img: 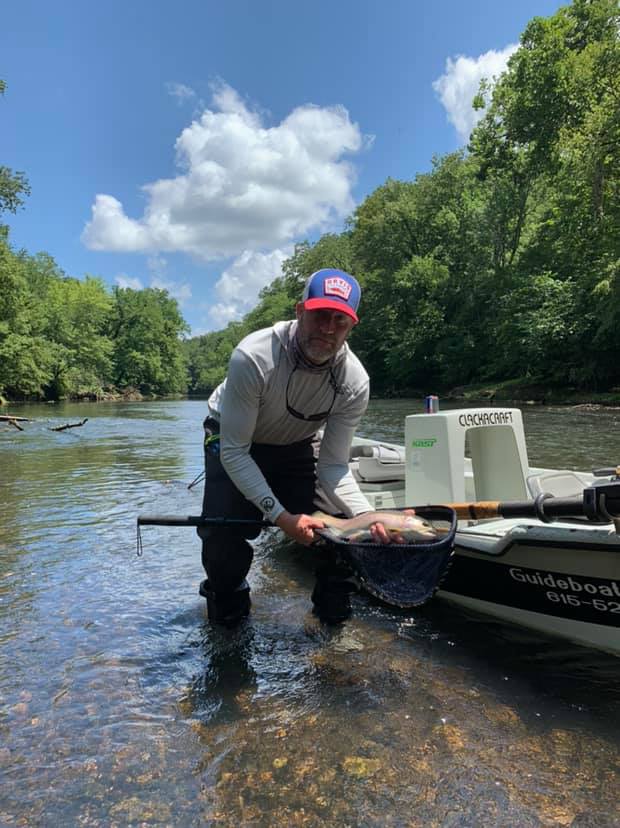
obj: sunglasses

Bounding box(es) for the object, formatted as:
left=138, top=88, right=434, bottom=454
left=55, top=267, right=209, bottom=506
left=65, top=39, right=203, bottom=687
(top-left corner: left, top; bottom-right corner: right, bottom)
left=285, top=365, right=339, bottom=422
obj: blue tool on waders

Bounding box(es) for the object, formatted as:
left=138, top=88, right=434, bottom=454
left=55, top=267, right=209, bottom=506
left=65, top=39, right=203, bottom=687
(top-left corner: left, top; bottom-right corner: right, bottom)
left=186, top=430, right=221, bottom=490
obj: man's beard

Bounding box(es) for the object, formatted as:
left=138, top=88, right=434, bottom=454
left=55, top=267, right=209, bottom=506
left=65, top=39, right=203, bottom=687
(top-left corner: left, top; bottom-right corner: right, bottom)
left=298, top=333, right=338, bottom=365
left=292, top=328, right=335, bottom=370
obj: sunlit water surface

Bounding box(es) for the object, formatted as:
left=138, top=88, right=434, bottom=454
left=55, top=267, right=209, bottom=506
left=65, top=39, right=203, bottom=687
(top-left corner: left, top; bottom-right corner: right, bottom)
left=0, top=399, right=619, bottom=827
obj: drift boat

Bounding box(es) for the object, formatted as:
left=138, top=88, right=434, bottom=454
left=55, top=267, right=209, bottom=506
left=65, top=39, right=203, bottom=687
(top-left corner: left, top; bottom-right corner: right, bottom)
left=340, top=407, right=620, bottom=655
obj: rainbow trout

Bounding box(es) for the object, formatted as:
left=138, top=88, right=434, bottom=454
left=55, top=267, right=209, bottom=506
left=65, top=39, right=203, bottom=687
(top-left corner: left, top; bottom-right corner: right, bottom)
left=313, top=511, right=437, bottom=544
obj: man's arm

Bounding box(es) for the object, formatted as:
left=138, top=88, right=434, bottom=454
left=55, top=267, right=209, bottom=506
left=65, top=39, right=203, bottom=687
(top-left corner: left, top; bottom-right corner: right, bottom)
left=219, top=349, right=325, bottom=545
left=316, top=383, right=373, bottom=518
left=219, top=349, right=285, bottom=522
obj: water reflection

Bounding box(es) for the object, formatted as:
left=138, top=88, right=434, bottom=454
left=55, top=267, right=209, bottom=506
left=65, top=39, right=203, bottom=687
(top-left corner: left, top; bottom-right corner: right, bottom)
left=180, top=625, right=259, bottom=724
left=1, top=399, right=619, bottom=825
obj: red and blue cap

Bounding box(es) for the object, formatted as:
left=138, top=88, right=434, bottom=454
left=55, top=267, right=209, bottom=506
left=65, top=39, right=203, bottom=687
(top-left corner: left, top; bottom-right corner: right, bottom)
left=301, top=268, right=361, bottom=323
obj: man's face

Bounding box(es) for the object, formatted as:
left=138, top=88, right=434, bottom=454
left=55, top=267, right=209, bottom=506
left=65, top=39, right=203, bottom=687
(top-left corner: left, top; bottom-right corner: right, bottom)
left=295, top=303, right=355, bottom=365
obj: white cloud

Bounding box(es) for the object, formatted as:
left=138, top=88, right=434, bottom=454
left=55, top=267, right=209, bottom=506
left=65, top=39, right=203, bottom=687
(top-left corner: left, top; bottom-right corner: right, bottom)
left=144, top=254, right=192, bottom=305
left=151, top=275, right=192, bottom=305
left=166, top=82, right=196, bottom=104
left=207, top=301, right=245, bottom=329
left=433, top=44, right=518, bottom=142
left=82, top=81, right=364, bottom=260
left=147, top=254, right=168, bottom=278
left=114, top=274, right=143, bottom=290
left=207, top=247, right=291, bottom=326
left=113, top=261, right=191, bottom=305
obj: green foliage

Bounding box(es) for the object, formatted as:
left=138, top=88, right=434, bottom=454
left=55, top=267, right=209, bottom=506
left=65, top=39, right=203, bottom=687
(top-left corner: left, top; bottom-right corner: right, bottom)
left=184, top=326, right=244, bottom=394
left=350, top=179, right=420, bottom=273
left=282, top=235, right=354, bottom=293
left=0, top=81, right=31, bottom=217
left=355, top=256, right=449, bottom=394
left=467, top=0, right=620, bottom=389
left=0, top=166, right=31, bottom=216
left=0, top=229, right=189, bottom=400
left=111, top=287, right=189, bottom=395
left=243, top=279, right=296, bottom=331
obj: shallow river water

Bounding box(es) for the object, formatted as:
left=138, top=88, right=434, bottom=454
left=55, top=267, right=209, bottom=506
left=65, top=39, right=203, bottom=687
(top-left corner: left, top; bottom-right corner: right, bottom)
left=0, top=399, right=619, bottom=827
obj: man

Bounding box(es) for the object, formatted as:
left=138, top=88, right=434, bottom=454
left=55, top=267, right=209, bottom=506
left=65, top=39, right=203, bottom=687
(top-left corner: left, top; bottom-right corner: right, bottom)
left=198, top=268, right=375, bottom=626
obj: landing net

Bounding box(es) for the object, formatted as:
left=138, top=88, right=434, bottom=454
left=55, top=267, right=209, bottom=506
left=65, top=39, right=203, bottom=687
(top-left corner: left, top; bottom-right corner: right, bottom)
left=316, top=506, right=457, bottom=609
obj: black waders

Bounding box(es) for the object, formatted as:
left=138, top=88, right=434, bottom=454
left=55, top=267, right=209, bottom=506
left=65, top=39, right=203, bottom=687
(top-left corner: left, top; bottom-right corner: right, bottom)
left=199, top=579, right=251, bottom=628
left=200, top=415, right=318, bottom=626
left=311, top=562, right=357, bottom=624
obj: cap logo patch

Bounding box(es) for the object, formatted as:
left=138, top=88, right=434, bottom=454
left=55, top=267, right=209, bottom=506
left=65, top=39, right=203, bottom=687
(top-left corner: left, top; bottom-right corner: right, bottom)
left=323, top=276, right=352, bottom=300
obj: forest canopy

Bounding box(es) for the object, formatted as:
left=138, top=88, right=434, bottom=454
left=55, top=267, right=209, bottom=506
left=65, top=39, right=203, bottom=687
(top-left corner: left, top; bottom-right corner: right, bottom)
left=185, top=0, right=620, bottom=398
left=1, top=0, right=618, bottom=402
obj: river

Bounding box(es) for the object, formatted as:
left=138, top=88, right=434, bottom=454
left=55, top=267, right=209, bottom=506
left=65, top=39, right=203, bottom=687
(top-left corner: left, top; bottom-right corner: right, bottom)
left=0, top=399, right=619, bottom=827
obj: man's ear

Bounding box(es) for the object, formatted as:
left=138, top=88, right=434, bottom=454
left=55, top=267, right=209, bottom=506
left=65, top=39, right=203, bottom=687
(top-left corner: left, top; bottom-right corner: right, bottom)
left=295, top=302, right=305, bottom=320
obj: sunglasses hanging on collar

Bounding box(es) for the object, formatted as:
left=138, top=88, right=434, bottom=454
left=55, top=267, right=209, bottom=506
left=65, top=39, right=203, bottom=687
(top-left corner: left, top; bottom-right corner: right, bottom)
left=285, top=364, right=339, bottom=422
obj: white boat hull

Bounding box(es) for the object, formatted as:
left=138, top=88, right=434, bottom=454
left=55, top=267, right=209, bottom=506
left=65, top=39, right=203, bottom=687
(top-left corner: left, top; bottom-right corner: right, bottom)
left=439, top=591, right=619, bottom=654
left=440, top=520, right=620, bottom=654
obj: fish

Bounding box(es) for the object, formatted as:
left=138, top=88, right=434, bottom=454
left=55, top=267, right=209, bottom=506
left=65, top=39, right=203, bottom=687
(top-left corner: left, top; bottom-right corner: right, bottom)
left=312, top=510, right=437, bottom=544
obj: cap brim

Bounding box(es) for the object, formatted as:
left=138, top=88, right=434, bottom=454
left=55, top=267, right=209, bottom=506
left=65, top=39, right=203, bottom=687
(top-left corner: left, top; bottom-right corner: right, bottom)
left=303, top=298, right=358, bottom=323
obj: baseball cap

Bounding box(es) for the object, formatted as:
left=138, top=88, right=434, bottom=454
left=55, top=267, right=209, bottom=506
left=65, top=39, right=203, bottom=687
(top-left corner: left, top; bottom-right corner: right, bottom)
left=301, top=269, right=361, bottom=323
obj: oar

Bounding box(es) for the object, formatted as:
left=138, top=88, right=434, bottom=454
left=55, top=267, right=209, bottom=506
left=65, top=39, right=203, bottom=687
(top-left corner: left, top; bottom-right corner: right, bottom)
left=446, top=480, right=620, bottom=524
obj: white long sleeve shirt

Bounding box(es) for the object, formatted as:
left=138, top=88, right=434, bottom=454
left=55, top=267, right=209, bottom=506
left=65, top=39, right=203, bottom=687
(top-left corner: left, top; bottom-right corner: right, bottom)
left=207, top=320, right=372, bottom=522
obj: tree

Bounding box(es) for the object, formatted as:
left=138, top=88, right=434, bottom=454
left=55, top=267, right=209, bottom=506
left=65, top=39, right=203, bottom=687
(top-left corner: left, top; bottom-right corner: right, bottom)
left=111, top=287, right=189, bottom=395
left=469, top=0, right=620, bottom=389
left=350, top=179, right=420, bottom=274
left=185, top=325, right=245, bottom=394
left=0, top=81, right=31, bottom=218
left=38, top=274, right=114, bottom=398
left=282, top=234, right=355, bottom=296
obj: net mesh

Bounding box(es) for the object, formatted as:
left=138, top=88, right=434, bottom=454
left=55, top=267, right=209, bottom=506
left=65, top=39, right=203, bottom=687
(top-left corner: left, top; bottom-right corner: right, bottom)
left=316, top=506, right=457, bottom=609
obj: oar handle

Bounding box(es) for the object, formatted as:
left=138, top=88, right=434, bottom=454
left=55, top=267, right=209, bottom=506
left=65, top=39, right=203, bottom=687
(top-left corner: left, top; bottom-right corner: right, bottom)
left=449, top=496, right=585, bottom=522
left=448, top=486, right=620, bottom=524
left=449, top=501, right=501, bottom=520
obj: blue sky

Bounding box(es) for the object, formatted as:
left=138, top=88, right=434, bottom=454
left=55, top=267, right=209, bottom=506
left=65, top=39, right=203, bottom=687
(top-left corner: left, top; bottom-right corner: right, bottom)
left=2, top=0, right=564, bottom=335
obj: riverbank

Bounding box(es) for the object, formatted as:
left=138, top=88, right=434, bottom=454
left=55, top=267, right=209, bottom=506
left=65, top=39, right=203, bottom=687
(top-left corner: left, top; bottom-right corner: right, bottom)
left=3, top=381, right=620, bottom=408
left=445, top=378, right=620, bottom=407
left=0, top=387, right=152, bottom=405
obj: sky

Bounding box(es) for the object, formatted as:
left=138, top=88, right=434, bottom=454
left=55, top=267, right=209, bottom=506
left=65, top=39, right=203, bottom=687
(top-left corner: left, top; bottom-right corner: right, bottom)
left=2, top=0, right=565, bottom=336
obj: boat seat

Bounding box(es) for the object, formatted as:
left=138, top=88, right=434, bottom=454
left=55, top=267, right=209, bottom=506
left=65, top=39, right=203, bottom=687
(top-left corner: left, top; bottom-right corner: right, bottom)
left=527, top=470, right=591, bottom=499
left=350, top=444, right=406, bottom=483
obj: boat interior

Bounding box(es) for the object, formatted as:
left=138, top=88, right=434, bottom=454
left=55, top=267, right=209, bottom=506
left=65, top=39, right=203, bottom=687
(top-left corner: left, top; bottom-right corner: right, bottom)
left=347, top=407, right=599, bottom=512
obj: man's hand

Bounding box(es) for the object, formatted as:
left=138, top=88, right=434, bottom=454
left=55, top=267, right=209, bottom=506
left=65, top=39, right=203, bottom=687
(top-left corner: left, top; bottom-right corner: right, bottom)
left=275, top=511, right=325, bottom=546
left=369, top=508, right=417, bottom=545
